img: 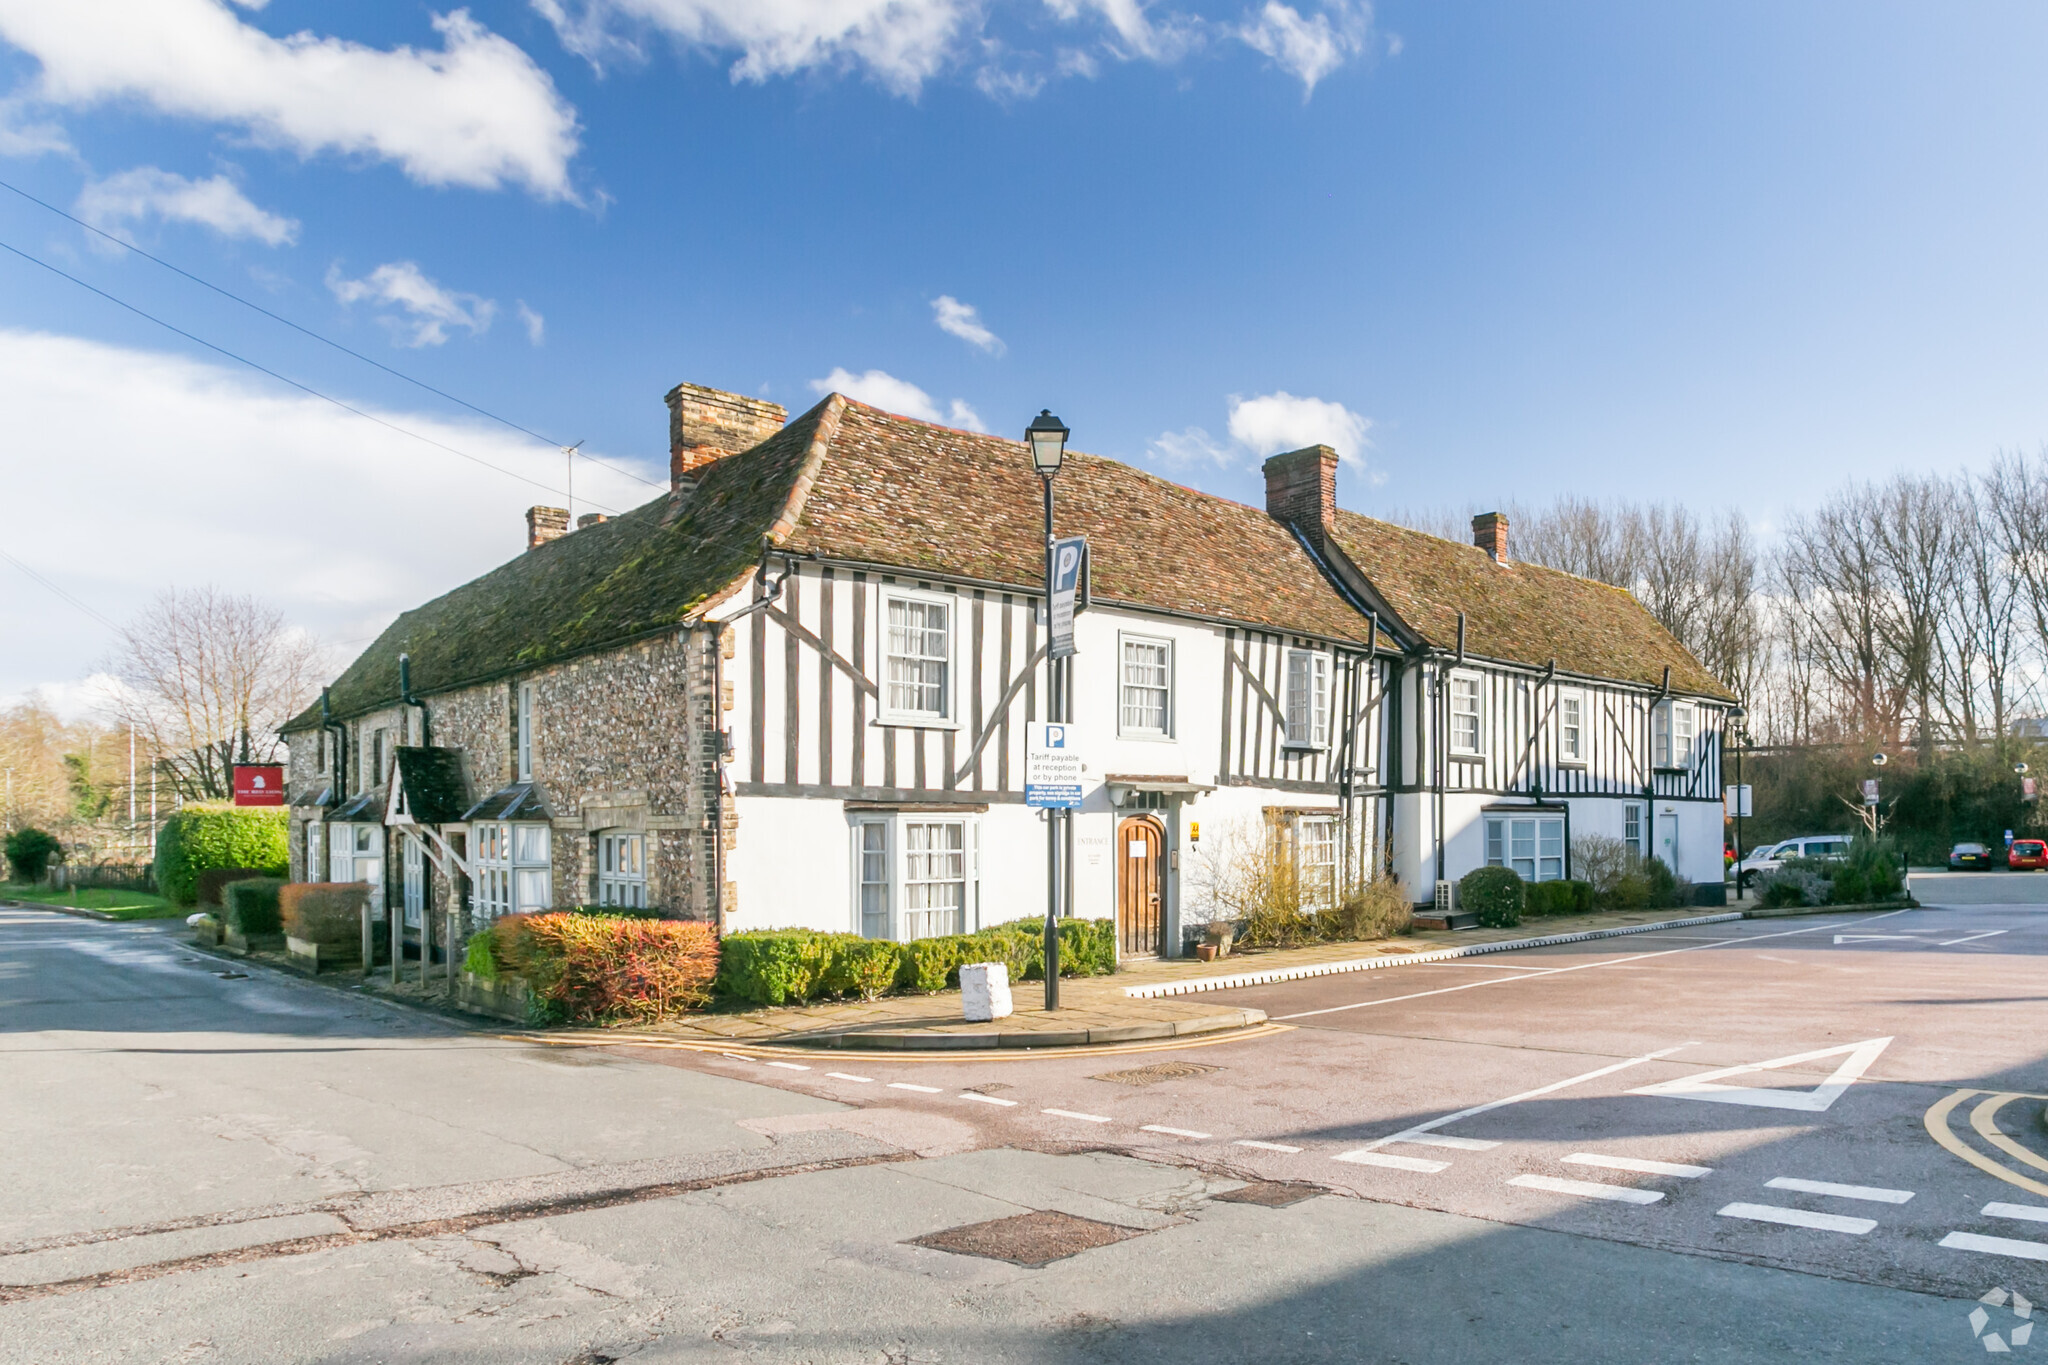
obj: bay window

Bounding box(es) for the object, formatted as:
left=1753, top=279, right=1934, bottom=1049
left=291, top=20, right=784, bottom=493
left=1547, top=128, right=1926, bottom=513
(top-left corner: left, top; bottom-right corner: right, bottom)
left=473, top=821, right=551, bottom=920
left=1485, top=814, right=1566, bottom=883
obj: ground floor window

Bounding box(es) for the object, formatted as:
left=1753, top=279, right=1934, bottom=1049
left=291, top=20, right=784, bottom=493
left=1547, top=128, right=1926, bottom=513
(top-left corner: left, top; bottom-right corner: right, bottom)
left=1623, top=802, right=1644, bottom=856
left=850, top=815, right=978, bottom=941
left=598, top=831, right=646, bottom=909
left=328, top=823, right=382, bottom=888
left=1296, top=815, right=1338, bottom=909
left=1486, top=814, right=1565, bottom=882
left=473, top=821, right=551, bottom=919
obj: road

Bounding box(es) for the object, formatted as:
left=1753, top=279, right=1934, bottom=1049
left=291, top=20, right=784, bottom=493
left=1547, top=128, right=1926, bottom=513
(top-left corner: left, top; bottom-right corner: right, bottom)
left=1, top=876, right=2041, bottom=1362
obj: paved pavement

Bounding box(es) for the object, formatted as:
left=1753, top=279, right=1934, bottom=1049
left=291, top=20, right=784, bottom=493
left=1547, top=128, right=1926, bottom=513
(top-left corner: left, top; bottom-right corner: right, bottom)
left=0, top=885, right=2035, bottom=1362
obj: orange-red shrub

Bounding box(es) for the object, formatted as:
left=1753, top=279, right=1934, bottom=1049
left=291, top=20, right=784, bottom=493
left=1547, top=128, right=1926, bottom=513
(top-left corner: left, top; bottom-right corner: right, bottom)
left=493, top=913, right=718, bottom=1025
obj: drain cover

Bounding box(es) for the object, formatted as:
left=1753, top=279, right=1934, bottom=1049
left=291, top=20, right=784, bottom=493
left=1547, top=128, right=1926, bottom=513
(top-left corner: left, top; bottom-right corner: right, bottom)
left=1090, top=1061, right=1219, bottom=1087
left=909, top=1211, right=1146, bottom=1268
left=1212, top=1181, right=1325, bottom=1208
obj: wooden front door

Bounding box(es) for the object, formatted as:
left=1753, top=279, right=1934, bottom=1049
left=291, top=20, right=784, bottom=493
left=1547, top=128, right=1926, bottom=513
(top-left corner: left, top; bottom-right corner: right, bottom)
left=1117, top=817, right=1165, bottom=958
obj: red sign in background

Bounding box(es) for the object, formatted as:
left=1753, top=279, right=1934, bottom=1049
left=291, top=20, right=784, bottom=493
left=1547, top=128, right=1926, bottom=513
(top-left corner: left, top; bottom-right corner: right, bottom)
left=233, top=765, right=285, bottom=806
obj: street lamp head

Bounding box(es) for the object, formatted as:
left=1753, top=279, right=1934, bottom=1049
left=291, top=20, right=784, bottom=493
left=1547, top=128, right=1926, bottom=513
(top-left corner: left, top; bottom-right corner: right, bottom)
left=1026, top=409, right=1069, bottom=476
left=2017, top=762, right=2031, bottom=776
left=1871, top=752, right=1888, bottom=767
left=1727, top=704, right=1746, bottom=725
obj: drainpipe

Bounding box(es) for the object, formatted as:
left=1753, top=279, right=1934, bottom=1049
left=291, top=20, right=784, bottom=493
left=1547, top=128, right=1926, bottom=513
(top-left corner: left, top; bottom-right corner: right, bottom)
left=321, top=688, right=348, bottom=802
left=1436, top=614, right=1465, bottom=885
left=399, top=654, right=430, bottom=746
left=702, top=544, right=795, bottom=929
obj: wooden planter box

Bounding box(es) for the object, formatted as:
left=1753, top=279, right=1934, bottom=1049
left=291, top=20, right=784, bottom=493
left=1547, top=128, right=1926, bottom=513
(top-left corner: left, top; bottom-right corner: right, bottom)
left=286, top=935, right=359, bottom=973
left=189, top=916, right=222, bottom=948
left=222, top=929, right=284, bottom=956
left=457, top=971, right=534, bottom=1023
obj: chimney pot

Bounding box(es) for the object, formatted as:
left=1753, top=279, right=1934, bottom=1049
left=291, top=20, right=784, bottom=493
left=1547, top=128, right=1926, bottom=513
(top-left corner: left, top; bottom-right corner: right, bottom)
left=576, top=512, right=607, bottom=530
left=1262, top=445, right=1341, bottom=552
left=1472, top=511, right=1509, bottom=562
left=665, top=383, right=788, bottom=492
left=526, top=505, right=569, bottom=551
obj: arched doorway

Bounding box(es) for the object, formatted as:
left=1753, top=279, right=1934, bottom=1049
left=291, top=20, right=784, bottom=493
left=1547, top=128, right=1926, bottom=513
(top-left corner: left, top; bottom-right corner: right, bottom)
left=1116, top=816, right=1165, bottom=958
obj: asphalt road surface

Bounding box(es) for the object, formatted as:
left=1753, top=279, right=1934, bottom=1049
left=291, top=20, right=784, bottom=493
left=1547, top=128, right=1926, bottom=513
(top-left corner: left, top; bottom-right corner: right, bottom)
left=2, top=875, right=2042, bottom=1363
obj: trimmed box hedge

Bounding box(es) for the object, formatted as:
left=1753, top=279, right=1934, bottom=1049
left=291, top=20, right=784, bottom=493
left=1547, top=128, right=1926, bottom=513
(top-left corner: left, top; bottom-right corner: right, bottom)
left=222, top=877, right=285, bottom=936
left=154, top=805, right=287, bottom=905
left=199, top=866, right=272, bottom=908
left=1458, top=866, right=1525, bottom=928
left=280, top=882, right=368, bottom=952
left=715, top=917, right=1117, bottom=1008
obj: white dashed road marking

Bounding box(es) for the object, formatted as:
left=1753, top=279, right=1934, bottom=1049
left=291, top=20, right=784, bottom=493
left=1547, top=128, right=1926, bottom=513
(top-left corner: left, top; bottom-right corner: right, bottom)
left=1940, top=1231, right=2048, bottom=1262
left=959, top=1092, right=1018, bottom=1107
left=888, top=1082, right=941, bottom=1093
left=1397, top=1134, right=1500, bottom=1151
left=1140, top=1125, right=1212, bottom=1139
left=1985, top=1202, right=2048, bottom=1224
left=825, top=1072, right=874, bottom=1083
left=1765, top=1177, right=1913, bottom=1204
left=1717, top=1203, right=1877, bottom=1235
left=1041, top=1108, right=1113, bottom=1123
left=765, top=1061, right=810, bottom=1071
left=1564, top=1153, right=1712, bottom=1178
left=1334, top=1151, right=1449, bottom=1174
left=1235, top=1140, right=1304, bottom=1153
left=1508, top=1174, right=1664, bottom=1205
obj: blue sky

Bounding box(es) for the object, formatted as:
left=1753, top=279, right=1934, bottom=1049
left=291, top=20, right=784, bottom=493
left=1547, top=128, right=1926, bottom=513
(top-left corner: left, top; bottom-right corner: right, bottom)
left=4, top=1, right=2048, bottom=704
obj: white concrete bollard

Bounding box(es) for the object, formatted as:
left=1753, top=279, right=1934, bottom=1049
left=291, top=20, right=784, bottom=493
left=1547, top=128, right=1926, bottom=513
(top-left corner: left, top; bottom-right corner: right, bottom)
left=959, top=961, right=1014, bottom=1022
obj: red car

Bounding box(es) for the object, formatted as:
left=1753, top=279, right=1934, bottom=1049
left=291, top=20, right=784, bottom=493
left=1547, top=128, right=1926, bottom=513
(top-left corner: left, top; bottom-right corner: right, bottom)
left=2010, top=840, right=2048, bottom=871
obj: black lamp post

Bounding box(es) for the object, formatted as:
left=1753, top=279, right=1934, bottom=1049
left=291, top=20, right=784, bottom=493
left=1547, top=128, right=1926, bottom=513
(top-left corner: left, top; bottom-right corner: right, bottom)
left=1026, top=409, right=1070, bottom=1011
left=1727, top=705, right=1747, bottom=887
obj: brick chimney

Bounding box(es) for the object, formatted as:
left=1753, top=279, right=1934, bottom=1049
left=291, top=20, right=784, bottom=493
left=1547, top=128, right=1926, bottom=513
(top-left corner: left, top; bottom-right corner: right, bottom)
left=576, top=512, right=607, bottom=530
left=1263, top=445, right=1341, bottom=552
left=526, top=505, right=568, bottom=551
left=664, top=383, right=788, bottom=490
left=1472, top=511, right=1509, bottom=563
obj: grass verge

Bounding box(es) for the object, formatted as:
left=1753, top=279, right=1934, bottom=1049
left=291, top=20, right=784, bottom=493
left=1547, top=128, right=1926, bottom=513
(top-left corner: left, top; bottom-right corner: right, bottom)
left=1, top=883, right=184, bottom=920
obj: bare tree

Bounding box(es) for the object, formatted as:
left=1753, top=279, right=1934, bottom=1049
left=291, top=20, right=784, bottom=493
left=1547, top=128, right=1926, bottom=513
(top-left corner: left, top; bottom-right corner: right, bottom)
left=104, top=587, right=325, bottom=801
left=1776, top=487, right=1908, bottom=743
left=1864, top=476, right=1963, bottom=757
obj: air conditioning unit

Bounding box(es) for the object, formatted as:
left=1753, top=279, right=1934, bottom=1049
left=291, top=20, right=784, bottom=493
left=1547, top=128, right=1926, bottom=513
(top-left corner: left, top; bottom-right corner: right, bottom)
left=1433, top=880, right=1455, bottom=914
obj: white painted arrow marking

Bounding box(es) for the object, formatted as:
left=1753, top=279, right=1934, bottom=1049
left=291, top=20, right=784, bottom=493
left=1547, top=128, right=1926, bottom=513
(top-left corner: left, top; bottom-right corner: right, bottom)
left=1832, top=934, right=1925, bottom=945
left=1627, top=1037, right=1892, bottom=1113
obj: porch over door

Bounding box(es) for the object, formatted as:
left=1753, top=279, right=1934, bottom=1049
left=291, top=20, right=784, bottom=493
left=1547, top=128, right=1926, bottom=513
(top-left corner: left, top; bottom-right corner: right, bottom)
left=1117, top=816, right=1164, bottom=958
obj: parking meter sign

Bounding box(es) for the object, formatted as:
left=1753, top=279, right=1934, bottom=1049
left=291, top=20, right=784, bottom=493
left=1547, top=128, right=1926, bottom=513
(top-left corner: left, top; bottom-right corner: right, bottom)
left=1025, top=723, right=1084, bottom=809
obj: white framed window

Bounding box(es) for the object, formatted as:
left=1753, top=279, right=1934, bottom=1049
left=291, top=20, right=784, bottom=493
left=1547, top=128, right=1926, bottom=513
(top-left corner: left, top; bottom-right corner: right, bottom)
left=881, top=590, right=954, bottom=723
left=516, top=684, right=535, bottom=781
left=1284, top=648, right=1332, bottom=749
left=1296, top=814, right=1338, bottom=910
left=364, top=727, right=392, bottom=790
left=849, top=814, right=979, bottom=941
left=1119, top=634, right=1173, bottom=737
left=473, top=821, right=551, bottom=919
left=1449, top=674, right=1483, bottom=754
left=597, top=831, right=646, bottom=908
left=1654, top=701, right=1696, bottom=768
left=1559, top=691, right=1585, bottom=762
left=1623, top=802, right=1644, bottom=856
left=1485, top=814, right=1565, bottom=883
left=328, top=823, right=382, bottom=888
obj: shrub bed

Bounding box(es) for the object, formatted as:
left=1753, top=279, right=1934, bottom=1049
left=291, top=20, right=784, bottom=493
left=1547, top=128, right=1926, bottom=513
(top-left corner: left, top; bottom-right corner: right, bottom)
left=222, top=877, right=285, bottom=936
left=1524, top=879, right=1594, bottom=917
left=199, top=866, right=273, bottom=908
left=482, top=912, right=719, bottom=1025
left=1458, top=866, right=1524, bottom=928
left=155, top=806, right=287, bottom=905
left=280, top=882, right=368, bottom=951
left=715, top=917, right=1118, bottom=1008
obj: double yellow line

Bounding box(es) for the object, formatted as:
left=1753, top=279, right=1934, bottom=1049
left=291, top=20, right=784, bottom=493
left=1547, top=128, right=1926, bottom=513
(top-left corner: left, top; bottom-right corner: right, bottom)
left=1925, top=1089, right=2048, bottom=1196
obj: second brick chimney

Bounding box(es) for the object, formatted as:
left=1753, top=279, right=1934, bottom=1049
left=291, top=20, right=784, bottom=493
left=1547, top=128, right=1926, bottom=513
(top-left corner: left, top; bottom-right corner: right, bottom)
left=1472, top=511, right=1509, bottom=563
left=1263, top=445, right=1341, bottom=553
left=526, top=505, right=568, bottom=551
left=665, top=383, right=788, bottom=490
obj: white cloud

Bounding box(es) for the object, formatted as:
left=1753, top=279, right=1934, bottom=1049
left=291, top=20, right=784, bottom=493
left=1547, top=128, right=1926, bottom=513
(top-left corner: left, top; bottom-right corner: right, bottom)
left=76, top=167, right=299, bottom=246
left=0, top=95, right=72, bottom=157
left=931, top=294, right=1004, bottom=354
left=1238, top=0, right=1369, bottom=96
left=0, top=1, right=581, bottom=198
left=1044, top=0, right=1197, bottom=62
left=810, top=366, right=986, bottom=431
left=517, top=300, right=545, bottom=345
left=0, top=327, right=656, bottom=702
left=1227, top=389, right=1371, bottom=463
left=328, top=261, right=497, bottom=347
left=1147, top=425, right=1233, bottom=468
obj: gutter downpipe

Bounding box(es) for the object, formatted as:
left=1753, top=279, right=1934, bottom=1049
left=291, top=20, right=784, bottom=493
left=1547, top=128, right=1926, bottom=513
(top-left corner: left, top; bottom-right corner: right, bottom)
left=702, top=544, right=796, bottom=930
left=399, top=654, right=430, bottom=746
left=321, top=687, right=348, bottom=804
left=1435, top=613, right=1465, bottom=886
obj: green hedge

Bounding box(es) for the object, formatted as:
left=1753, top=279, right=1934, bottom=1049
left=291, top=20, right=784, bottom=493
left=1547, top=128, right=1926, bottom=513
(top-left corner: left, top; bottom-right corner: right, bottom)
left=1525, top=879, right=1594, bottom=917
left=1458, top=866, right=1525, bottom=928
left=198, top=866, right=272, bottom=908
left=4, top=827, right=61, bottom=882
left=279, top=882, right=367, bottom=950
left=716, top=917, right=1117, bottom=1007
left=154, top=805, right=287, bottom=905
left=222, top=877, right=284, bottom=936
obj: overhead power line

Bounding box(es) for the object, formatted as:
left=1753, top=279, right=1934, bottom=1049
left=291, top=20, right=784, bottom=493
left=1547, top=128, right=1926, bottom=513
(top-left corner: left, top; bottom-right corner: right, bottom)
left=0, top=545, right=122, bottom=633
left=0, top=175, right=664, bottom=492
left=0, top=235, right=621, bottom=514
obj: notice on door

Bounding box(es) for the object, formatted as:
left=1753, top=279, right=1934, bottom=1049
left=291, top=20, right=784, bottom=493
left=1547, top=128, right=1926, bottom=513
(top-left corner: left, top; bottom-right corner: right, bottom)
left=1025, top=722, right=1085, bottom=809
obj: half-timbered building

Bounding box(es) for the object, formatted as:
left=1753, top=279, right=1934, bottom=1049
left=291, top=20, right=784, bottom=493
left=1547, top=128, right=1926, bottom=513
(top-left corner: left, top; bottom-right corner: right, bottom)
left=281, top=381, right=1732, bottom=966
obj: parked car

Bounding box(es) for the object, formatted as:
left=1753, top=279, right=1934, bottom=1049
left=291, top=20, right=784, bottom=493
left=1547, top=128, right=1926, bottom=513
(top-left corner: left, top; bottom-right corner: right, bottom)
left=1735, top=834, right=1854, bottom=888
left=2009, top=839, right=2048, bottom=871
left=1949, top=842, right=1995, bottom=870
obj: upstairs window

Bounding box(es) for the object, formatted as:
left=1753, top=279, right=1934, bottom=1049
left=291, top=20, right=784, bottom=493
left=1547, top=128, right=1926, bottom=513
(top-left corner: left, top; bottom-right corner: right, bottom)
left=1284, top=649, right=1331, bottom=749
left=597, top=832, right=646, bottom=909
left=883, top=592, right=952, bottom=722
left=1450, top=675, right=1483, bottom=754
left=1119, top=635, right=1173, bottom=737
left=1655, top=701, right=1697, bottom=768
left=516, top=684, right=535, bottom=781
left=1559, top=691, right=1585, bottom=762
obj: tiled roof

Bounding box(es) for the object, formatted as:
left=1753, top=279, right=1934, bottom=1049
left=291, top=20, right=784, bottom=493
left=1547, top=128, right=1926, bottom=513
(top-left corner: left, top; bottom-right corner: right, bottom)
left=1322, top=509, right=1732, bottom=699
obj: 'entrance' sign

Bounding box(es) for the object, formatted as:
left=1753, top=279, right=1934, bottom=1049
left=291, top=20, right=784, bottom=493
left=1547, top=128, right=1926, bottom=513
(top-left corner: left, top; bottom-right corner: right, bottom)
left=1025, top=723, right=1085, bottom=809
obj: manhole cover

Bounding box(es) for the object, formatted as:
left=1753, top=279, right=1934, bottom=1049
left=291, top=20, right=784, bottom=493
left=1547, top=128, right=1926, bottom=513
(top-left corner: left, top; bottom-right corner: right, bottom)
left=909, top=1211, right=1146, bottom=1268
left=1213, top=1181, right=1325, bottom=1208
left=1090, top=1061, right=1219, bottom=1087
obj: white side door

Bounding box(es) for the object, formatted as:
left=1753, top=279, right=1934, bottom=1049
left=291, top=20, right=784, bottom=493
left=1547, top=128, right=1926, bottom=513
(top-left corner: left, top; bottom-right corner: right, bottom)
left=402, top=834, right=424, bottom=928
left=1657, top=813, right=1681, bottom=872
